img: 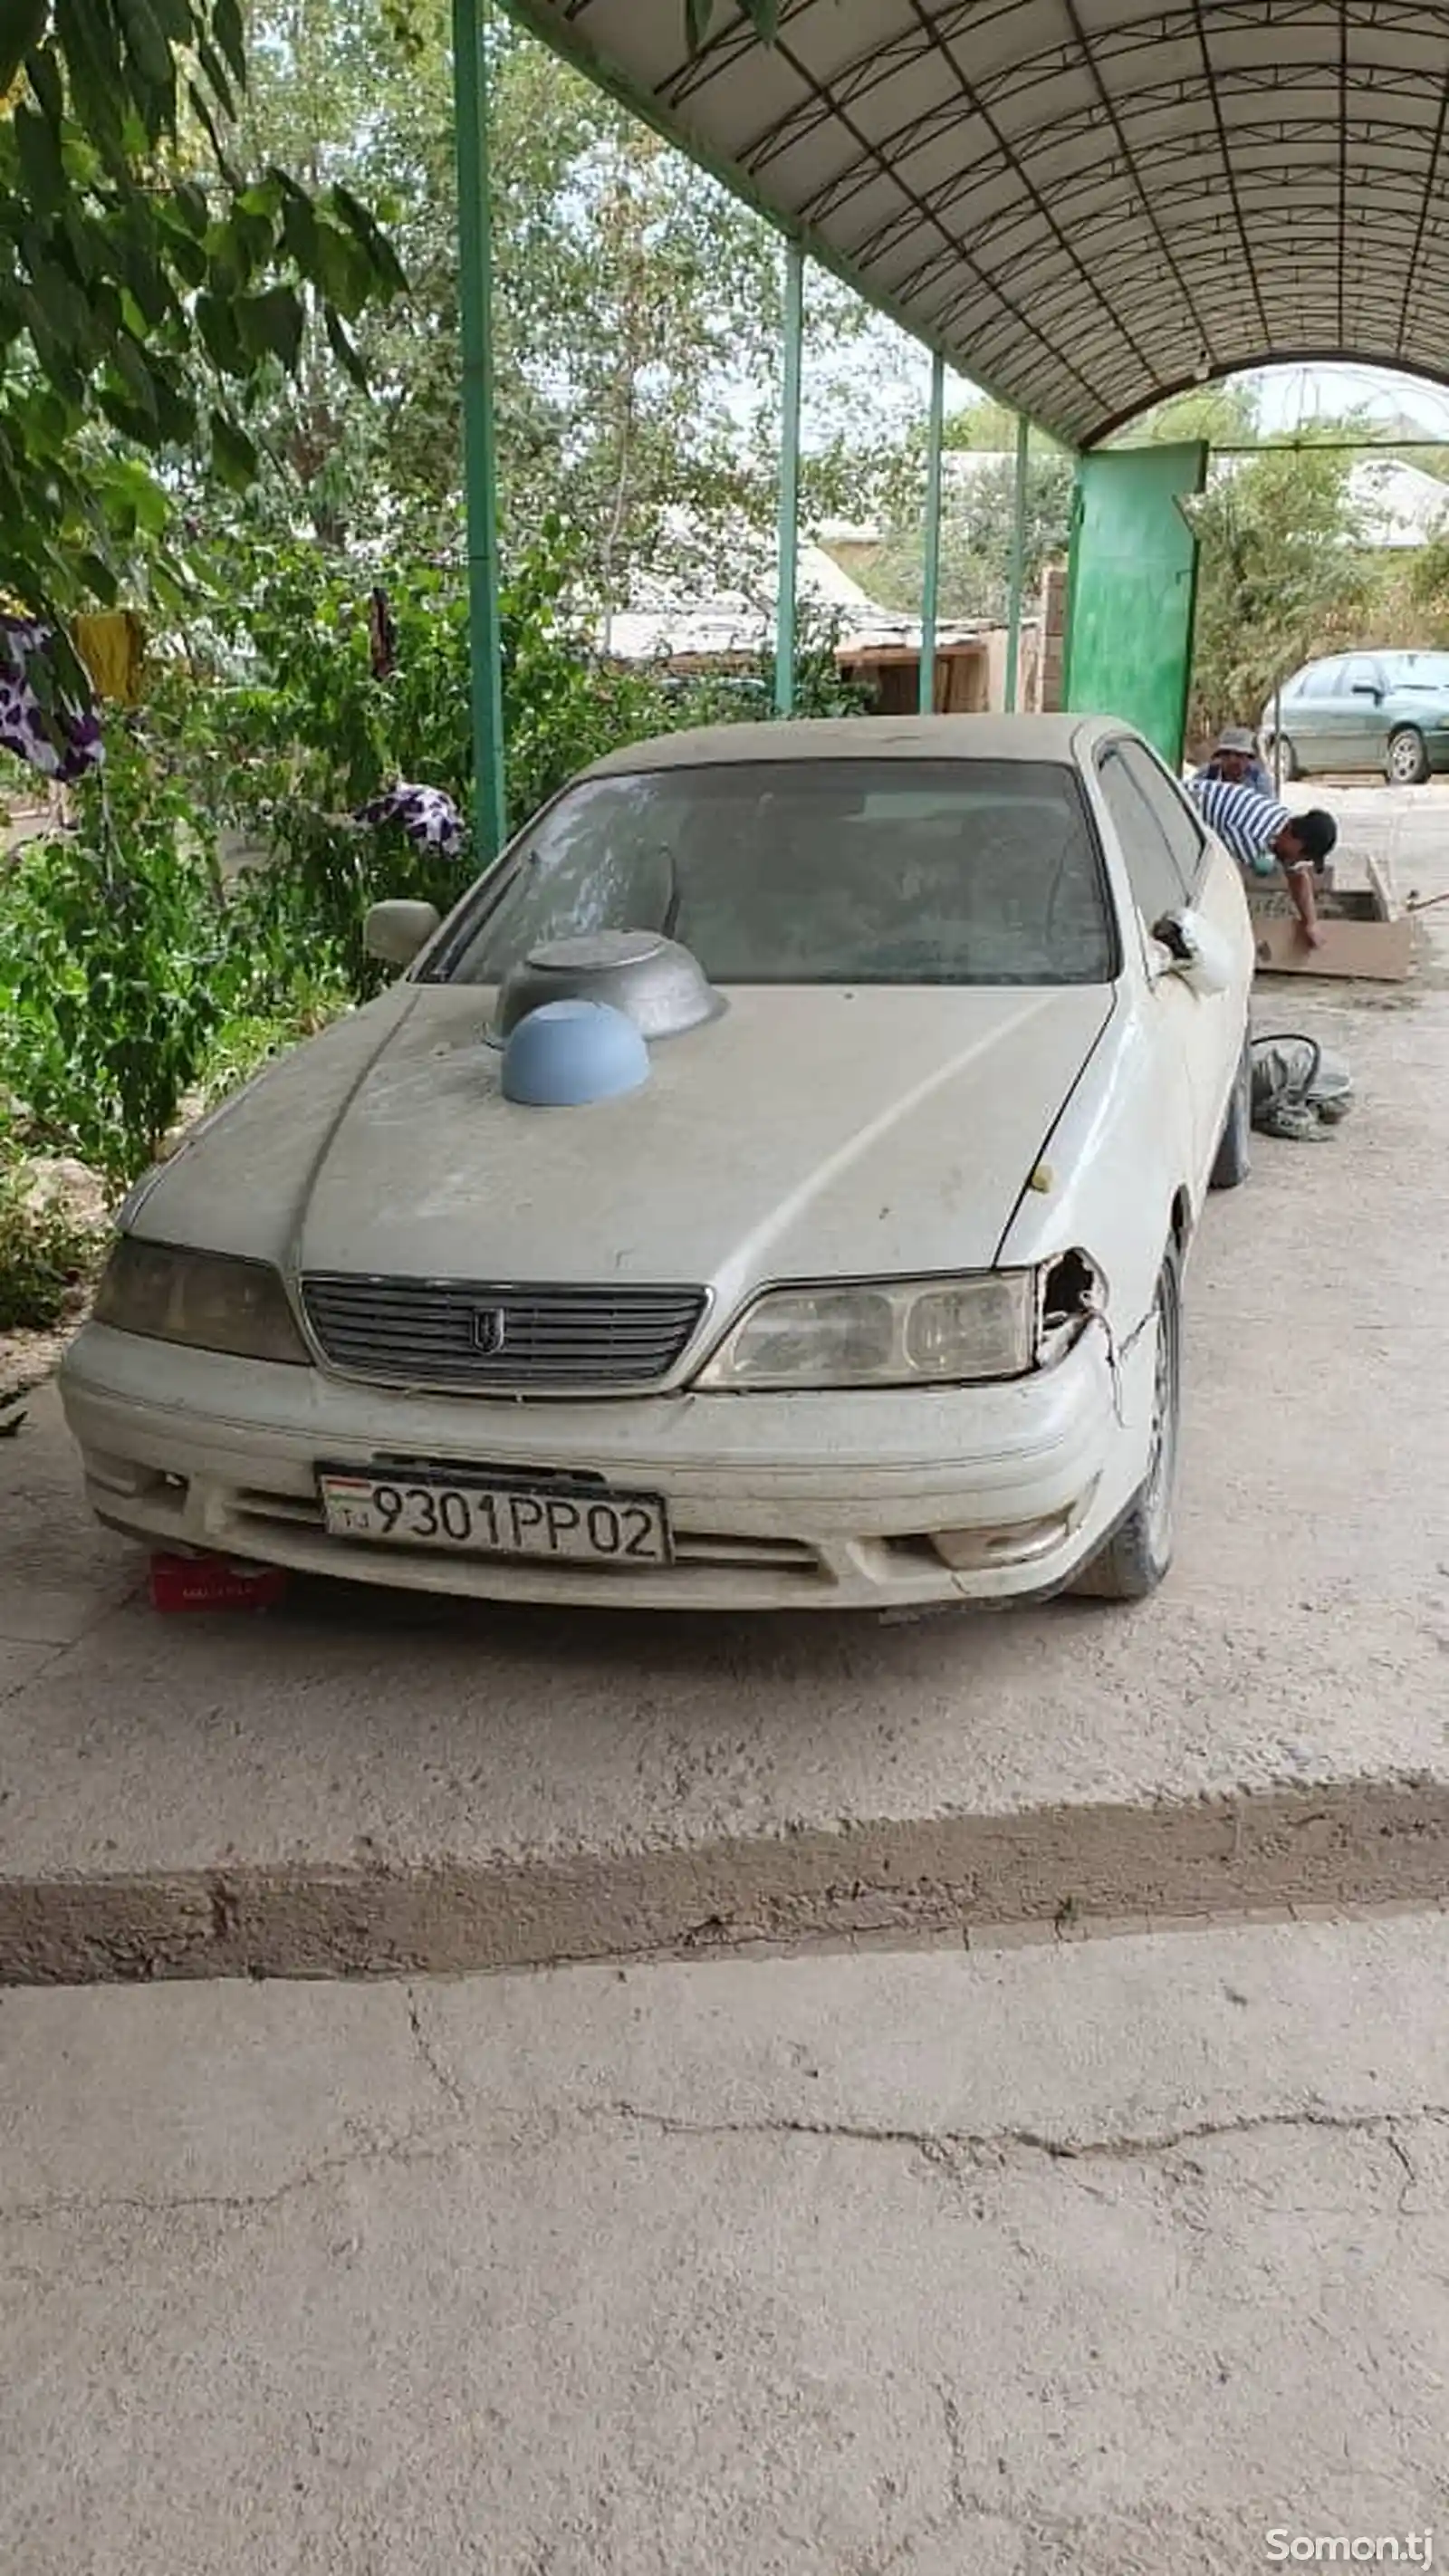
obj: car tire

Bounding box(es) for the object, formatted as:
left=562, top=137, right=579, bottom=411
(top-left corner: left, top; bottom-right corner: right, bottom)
left=1069, top=1248, right=1182, bottom=1603
left=1272, top=735, right=1300, bottom=783
left=1208, top=1041, right=1252, bottom=1191
left=1387, top=726, right=1429, bottom=786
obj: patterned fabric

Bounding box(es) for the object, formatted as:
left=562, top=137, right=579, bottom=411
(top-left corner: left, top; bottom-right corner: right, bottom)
left=0, top=619, right=104, bottom=783
left=1188, top=774, right=1291, bottom=873
left=355, top=781, right=465, bottom=856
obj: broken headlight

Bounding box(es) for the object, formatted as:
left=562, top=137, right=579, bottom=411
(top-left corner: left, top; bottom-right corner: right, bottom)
left=697, top=1258, right=1104, bottom=1392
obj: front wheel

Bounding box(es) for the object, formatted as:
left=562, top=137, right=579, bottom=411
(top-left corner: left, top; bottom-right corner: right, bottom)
left=1387, top=726, right=1429, bottom=786
left=1271, top=734, right=1300, bottom=783
left=1209, top=1042, right=1252, bottom=1191
left=1070, top=1250, right=1182, bottom=1603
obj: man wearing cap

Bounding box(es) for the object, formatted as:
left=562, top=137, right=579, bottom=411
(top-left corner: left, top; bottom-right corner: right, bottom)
left=1188, top=772, right=1336, bottom=949
left=1194, top=724, right=1274, bottom=796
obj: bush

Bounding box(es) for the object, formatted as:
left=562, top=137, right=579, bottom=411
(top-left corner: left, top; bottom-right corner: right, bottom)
left=0, top=730, right=235, bottom=1187
left=186, top=517, right=677, bottom=1001
left=0, top=1155, right=100, bottom=1331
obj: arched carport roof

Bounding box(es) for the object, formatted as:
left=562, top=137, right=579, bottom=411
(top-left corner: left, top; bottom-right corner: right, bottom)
left=506, top=0, right=1449, bottom=447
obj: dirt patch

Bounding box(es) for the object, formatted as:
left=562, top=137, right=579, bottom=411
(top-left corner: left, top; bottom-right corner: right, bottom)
left=0, top=1305, right=86, bottom=1399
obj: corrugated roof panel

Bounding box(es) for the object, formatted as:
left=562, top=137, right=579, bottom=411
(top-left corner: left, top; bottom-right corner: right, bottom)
left=510, top=0, right=1449, bottom=443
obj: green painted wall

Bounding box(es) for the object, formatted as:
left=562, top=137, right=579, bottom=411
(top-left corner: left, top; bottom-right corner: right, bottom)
left=1062, top=443, right=1207, bottom=767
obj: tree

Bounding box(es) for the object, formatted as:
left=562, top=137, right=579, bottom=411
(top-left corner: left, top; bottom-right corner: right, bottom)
left=224, top=0, right=897, bottom=612
left=863, top=450, right=1074, bottom=620
left=1186, top=448, right=1369, bottom=737
left=943, top=394, right=1030, bottom=453
left=0, top=0, right=404, bottom=630
left=1114, top=380, right=1262, bottom=449
left=1407, top=520, right=1449, bottom=640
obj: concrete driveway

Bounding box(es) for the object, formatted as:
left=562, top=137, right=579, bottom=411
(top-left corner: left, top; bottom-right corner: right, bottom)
left=5, top=785, right=1449, bottom=2576
left=2, top=784, right=1447, bottom=1976
left=5, top=1914, right=1449, bottom=2572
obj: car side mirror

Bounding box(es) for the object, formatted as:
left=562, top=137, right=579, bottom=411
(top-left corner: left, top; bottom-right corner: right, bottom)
left=1150, top=908, right=1232, bottom=996
left=364, top=898, right=441, bottom=967
left=1351, top=683, right=1382, bottom=701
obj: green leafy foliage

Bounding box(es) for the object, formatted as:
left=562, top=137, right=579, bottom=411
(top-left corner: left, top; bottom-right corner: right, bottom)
left=1185, top=448, right=1371, bottom=738
left=1, top=501, right=876, bottom=1190
left=1113, top=380, right=1262, bottom=450
left=186, top=515, right=678, bottom=998
left=0, top=0, right=405, bottom=626
left=759, top=603, right=873, bottom=719
left=866, top=450, right=1074, bottom=620
left=0, top=726, right=232, bottom=1182
left=1407, top=523, right=1449, bottom=641
left=224, top=3, right=895, bottom=594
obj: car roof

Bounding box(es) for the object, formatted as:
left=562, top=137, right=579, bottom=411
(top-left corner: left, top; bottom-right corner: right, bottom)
left=1301, top=648, right=1449, bottom=673
left=579, top=713, right=1118, bottom=781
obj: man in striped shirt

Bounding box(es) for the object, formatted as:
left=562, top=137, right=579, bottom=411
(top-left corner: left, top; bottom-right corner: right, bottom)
left=1188, top=774, right=1336, bottom=949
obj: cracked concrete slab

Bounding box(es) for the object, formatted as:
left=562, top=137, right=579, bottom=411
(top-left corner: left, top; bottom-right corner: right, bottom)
left=2, top=793, right=1447, bottom=1981
left=4, top=1917, right=1449, bottom=2573
left=0, top=1638, right=60, bottom=1698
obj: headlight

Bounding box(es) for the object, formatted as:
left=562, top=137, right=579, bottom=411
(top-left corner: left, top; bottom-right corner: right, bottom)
left=698, top=1270, right=1054, bottom=1390
left=94, top=1238, right=310, bottom=1364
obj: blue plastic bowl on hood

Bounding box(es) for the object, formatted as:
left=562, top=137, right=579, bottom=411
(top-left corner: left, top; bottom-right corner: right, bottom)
left=500, top=998, right=650, bottom=1108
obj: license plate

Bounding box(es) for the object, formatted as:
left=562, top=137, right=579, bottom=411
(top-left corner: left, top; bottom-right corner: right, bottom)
left=317, top=1469, right=672, bottom=1566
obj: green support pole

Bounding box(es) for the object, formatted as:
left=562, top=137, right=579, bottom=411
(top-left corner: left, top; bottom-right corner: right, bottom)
left=918, top=348, right=945, bottom=714
left=774, top=239, right=804, bottom=717
left=453, top=0, right=507, bottom=861
left=1003, top=411, right=1029, bottom=714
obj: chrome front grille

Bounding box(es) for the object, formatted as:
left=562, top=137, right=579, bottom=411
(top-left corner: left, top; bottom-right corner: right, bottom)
left=299, top=1274, right=709, bottom=1392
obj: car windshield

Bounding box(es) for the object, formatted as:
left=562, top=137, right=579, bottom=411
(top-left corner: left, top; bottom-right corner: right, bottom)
left=435, top=757, right=1116, bottom=990
left=1391, top=656, right=1449, bottom=692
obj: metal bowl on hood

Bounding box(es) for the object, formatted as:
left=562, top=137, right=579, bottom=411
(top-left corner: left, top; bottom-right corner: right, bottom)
left=491, top=929, right=724, bottom=1043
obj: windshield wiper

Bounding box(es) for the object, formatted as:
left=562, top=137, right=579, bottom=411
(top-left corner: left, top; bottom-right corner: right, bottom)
left=626, top=844, right=680, bottom=941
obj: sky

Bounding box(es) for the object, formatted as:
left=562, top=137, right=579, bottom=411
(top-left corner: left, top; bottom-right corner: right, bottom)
left=1251, top=364, right=1449, bottom=442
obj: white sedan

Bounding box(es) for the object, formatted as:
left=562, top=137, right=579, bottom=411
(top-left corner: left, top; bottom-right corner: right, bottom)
left=60, top=716, right=1254, bottom=1612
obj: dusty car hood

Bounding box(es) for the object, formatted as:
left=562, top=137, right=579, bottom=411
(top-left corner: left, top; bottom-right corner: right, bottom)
left=139, top=983, right=1112, bottom=1297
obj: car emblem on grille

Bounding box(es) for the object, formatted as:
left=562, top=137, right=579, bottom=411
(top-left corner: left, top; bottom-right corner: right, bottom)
left=471, top=1306, right=508, bottom=1356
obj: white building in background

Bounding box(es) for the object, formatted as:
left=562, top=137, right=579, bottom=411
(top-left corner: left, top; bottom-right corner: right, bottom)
left=1343, top=457, right=1449, bottom=550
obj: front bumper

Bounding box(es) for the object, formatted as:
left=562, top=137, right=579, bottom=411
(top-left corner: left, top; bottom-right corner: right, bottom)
left=57, top=1321, right=1156, bottom=1612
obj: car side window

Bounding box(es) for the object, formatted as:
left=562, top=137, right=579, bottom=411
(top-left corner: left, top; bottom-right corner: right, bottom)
left=1115, top=743, right=1206, bottom=893
left=1300, top=661, right=1339, bottom=699
left=1345, top=656, right=1382, bottom=696
left=1097, top=745, right=1191, bottom=933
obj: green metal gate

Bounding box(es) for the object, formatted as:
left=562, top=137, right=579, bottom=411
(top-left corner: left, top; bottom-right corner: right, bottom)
left=1062, top=443, right=1207, bottom=767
